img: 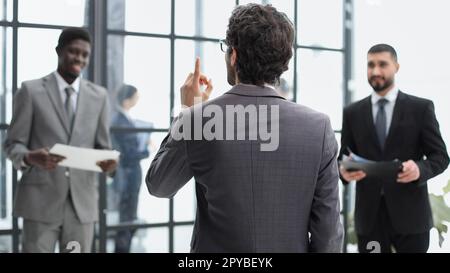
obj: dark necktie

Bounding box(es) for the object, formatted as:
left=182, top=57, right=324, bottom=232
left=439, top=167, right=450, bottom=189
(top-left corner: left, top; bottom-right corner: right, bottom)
left=375, top=98, right=388, bottom=149
left=65, top=86, right=75, bottom=130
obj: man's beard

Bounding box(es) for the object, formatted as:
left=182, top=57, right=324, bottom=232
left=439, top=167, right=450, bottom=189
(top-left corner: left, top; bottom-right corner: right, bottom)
left=369, top=76, right=394, bottom=93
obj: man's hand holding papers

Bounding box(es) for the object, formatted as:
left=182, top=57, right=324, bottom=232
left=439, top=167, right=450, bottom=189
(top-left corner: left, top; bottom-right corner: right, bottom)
left=50, top=144, right=120, bottom=173
left=339, top=150, right=403, bottom=182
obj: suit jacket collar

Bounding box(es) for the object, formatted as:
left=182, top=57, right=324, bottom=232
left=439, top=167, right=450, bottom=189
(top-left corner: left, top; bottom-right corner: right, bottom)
left=70, top=79, right=96, bottom=144
left=363, top=90, right=407, bottom=155
left=225, top=84, right=286, bottom=99
left=43, top=73, right=95, bottom=140
left=385, top=90, right=407, bottom=151
left=43, top=73, right=71, bottom=135
left=361, top=96, right=379, bottom=152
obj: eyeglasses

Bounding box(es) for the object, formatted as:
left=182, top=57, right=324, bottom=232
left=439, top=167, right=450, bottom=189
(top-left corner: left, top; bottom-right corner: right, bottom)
left=219, top=39, right=229, bottom=53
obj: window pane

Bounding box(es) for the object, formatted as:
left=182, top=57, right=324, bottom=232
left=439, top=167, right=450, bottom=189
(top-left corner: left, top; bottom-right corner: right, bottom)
left=202, top=0, right=235, bottom=38
left=134, top=227, right=169, bottom=253
left=0, top=157, right=12, bottom=231
left=238, top=0, right=294, bottom=23
left=1, top=27, right=12, bottom=124
left=174, top=0, right=195, bottom=36
left=297, top=49, right=343, bottom=130
left=107, top=132, right=170, bottom=226
left=18, top=0, right=88, bottom=26
left=17, top=28, right=61, bottom=86
left=107, top=227, right=169, bottom=253
left=108, top=35, right=171, bottom=128
left=174, top=225, right=193, bottom=253
left=174, top=40, right=231, bottom=110
left=175, top=0, right=235, bottom=39
left=108, top=0, right=171, bottom=34
left=297, top=0, right=343, bottom=48
left=174, top=178, right=195, bottom=222
left=0, top=235, right=12, bottom=253
left=0, top=0, right=13, bottom=21
left=137, top=133, right=170, bottom=223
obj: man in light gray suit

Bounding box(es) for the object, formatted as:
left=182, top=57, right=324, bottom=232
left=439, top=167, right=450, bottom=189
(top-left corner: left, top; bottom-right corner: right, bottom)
left=3, top=28, right=117, bottom=253
left=146, top=4, right=343, bottom=252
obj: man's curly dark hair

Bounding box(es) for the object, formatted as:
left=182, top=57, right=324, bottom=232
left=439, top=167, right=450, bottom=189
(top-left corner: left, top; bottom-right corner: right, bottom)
left=226, top=4, right=294, bottom=86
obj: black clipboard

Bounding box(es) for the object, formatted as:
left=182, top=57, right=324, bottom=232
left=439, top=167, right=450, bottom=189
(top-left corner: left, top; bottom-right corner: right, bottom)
left=340, top=149, right=403, bottom=178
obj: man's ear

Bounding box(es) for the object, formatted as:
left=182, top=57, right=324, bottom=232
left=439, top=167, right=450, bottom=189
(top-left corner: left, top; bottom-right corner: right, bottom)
left=55, top=46, right=61, bottom=57
left=230, top=48, right=237, bottom=66
left=395, top=62, right=400, bottom=73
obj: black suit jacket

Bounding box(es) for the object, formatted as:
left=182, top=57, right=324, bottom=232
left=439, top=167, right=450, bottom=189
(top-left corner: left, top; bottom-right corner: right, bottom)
left=339, top=91, right=449, bottom=235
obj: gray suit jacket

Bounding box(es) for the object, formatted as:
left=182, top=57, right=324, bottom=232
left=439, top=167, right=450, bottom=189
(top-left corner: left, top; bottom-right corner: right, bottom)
left=3, top=73, right=111, bottom=224
left=146, top=84, right=343, bottom=252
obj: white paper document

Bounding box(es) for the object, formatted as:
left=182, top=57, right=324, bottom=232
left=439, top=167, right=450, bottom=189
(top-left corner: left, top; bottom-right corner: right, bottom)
left=50, top=144, right=120, bottom=172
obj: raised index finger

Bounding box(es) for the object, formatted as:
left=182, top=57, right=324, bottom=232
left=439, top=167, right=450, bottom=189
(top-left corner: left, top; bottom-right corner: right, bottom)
left=193, top=57, right=200, bottom=80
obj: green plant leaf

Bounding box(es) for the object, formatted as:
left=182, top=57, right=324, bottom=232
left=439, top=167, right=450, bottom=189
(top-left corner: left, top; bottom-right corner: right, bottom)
left=429, top=193, right=450, bottom=247
left=443, top=180, right=450, bottom=194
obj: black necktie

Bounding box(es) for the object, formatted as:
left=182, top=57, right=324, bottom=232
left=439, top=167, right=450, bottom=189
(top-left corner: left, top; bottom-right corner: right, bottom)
left=65, top=86, right=75, bottom=130
left=375, top=98, right=388, bottom=149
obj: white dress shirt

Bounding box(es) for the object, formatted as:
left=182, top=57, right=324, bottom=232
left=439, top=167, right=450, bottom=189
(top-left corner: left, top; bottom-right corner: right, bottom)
left=54, top=71, right=81, bottom=113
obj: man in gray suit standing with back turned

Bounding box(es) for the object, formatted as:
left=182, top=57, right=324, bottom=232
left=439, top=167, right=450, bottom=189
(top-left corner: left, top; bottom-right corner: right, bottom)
left=3, top=27, right=117, bottom=252
left=146, top=4, right=343, bottom=253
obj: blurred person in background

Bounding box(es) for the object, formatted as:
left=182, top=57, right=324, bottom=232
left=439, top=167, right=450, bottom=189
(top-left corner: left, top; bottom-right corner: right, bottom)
left=339, top=44, right=449, bottom=253
left=111, top=84, right=151, bottom=253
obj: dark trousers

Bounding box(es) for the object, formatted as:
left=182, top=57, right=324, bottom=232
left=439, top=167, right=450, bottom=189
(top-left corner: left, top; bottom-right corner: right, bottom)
left=113, top=163, right=142, bottom=253
left=357, top=197, right=430, bottom=253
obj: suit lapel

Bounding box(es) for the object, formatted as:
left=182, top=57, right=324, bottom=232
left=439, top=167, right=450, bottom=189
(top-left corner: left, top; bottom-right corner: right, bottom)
left=363, top=97, right=382, bottom=153
left=384, top=91, right=406, bottom=150
left=43, top=73, right=70, bottom=135
left=70, top=79, right=91, bottom=143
